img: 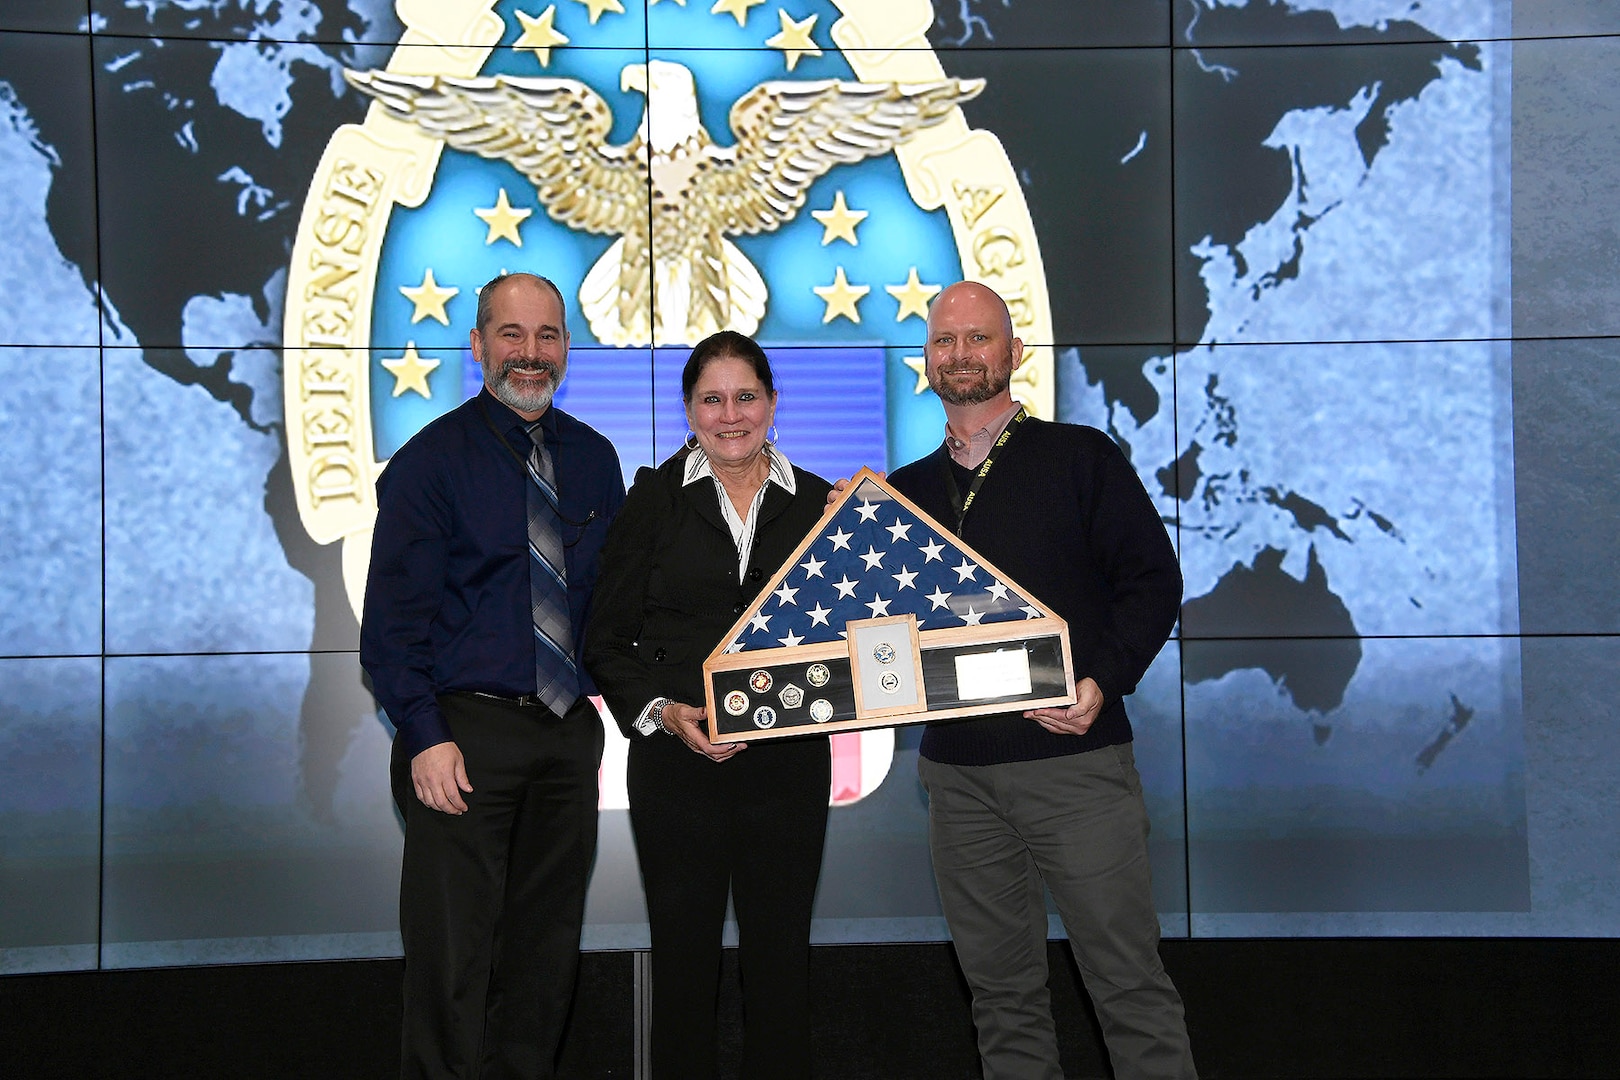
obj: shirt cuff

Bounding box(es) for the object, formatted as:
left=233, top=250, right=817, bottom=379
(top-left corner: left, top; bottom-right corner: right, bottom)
left=631, top=697, right=670, bottom=737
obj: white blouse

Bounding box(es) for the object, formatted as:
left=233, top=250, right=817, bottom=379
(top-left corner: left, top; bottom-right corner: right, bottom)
left=682, top=443, right=798, bottom=582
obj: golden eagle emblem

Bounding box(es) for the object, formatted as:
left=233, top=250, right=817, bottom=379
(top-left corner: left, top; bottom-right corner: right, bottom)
left=345, top=59, right=983, bottom=346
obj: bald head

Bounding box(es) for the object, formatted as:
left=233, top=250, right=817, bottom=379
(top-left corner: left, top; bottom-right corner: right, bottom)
left=927, top=280, right=1015, bottom=343
left=923, top=281, right=1023, bottom=410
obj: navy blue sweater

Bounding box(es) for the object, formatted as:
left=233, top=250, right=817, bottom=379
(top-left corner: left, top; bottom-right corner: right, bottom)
left=888, top=418, right=1181, bottom=766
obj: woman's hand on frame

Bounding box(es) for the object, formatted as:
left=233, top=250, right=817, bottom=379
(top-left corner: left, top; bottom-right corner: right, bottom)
left=662, top=701, right=747, bottom=761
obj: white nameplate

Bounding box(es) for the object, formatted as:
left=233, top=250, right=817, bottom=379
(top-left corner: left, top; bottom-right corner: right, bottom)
left=955, top=648, right=1033, bottom=701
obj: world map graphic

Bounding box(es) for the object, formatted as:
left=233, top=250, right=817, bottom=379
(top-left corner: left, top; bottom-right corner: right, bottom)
left=0, top=0, right=1530, bottom=966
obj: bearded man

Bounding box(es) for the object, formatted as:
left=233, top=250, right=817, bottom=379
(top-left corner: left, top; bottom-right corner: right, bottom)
left=887, top=281, right=1197, bottom=1080
left=361, top=272, right=624, bottom=1079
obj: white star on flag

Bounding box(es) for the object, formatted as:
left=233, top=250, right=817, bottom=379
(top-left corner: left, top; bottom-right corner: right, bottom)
left=866, top=594, right=892, bottom=617
left=774, top=582, right=799, bottom=606
left=1021, top=605, right=1042, bottom=619
left=800, top=553, right=826, bottom=578
left=833, top=575, right=860, bottom=599
left=750, top=612, right=772, bottom=633
left=926, top=586, right=952, bottom=610
left=779, top=630, right=805, bottom=647
left=806, top=602, right=833, bottom=626
left=855, top=500, right=880, bottom=522
left=885, top=519, right=912, bottom=542
left=986, top=581, right=1009, bottom=601
left=859, top=546, right=886, bottom=571
left=892, top=566, right=918, bottom=591
left=962, top=606, right=985, bottom=625
left=828, top=527, right=853, bottom=551
left=953, top=558, right=979, bottom=583
left=919, top=538, right=945, bottom=562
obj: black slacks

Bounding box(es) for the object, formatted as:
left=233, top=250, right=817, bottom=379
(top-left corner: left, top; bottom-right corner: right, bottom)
left=390, top=693, right=604, bottom=1080
left=627, top=731, right=830, bottom=1080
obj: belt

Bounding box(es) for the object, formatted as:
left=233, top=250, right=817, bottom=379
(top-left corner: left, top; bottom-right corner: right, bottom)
left=463, top=689, right=550, bottom=709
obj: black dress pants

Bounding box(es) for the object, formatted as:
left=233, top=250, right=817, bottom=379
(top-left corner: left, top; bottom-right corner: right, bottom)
left=627, top=731, right=831, bottom=1080
left=390, top=693, right=604, bottom=1080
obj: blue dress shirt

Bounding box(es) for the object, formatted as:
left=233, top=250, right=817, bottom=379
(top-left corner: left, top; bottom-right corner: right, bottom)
left=360, top=388, right=625, bottom=759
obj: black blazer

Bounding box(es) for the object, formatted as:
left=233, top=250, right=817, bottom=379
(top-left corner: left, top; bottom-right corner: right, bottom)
left=584, top=451, right=833, bottom=736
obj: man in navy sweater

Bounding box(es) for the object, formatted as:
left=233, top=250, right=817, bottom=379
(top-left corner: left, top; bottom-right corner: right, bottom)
left=887, top=281, right=1196, bottom=1080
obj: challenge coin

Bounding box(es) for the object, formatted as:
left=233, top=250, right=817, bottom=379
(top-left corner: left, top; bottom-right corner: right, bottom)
left=724, top=690, right=749, bottom=716
left=749, top=669, right=773, bottom=693
left=753, top=706, right=777, bottom=729
left=809, top=699, right=834, bottom=723
left=778, top=683, right=804, bottom=709
left=878, top=670, right=902, bottom=694
left=805, top=662, right=830, bottom=687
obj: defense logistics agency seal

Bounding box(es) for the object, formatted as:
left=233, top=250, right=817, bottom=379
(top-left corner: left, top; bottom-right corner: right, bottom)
left=724, top=690, right=750, bottom=716
left=284, top=0, right=1052, bottom=621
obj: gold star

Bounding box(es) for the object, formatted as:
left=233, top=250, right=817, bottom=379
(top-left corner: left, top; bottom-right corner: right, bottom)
left=513, top=6, right=569, bottom=67
left=886, top=267, right=942, bottom=322
left=902, top=356, right=929, bottom=394
left=710, top=0, right=764, bottom=27
left=570, top=0, right=624, bottom=24
left=400, top=268, right=459, bottom=325
left=381, top=343, right=441, bottom=399
left=810, top=190, right=867, bottom=247
left=765, top=9, right=820, bottom=71
left=812, top=266, right=869, bottom=324
left=474, top=188, right=533, bottom=246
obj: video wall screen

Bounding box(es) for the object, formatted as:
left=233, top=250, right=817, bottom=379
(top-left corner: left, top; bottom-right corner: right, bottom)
left=2, top=0, right=1617, bottom=973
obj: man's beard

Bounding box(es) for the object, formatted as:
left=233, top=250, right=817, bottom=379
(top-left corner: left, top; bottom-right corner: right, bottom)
left=486, top=356, right=565, bottom=414
left=929, top=359, right=1011, bottom=406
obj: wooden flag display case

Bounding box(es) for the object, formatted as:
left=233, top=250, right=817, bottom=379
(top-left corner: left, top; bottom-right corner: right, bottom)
left=703, top=469, right=1075, bottom=742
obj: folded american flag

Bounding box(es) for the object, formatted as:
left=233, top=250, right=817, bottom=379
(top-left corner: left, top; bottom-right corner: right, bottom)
left=724, top=471, right=1045, bottom=653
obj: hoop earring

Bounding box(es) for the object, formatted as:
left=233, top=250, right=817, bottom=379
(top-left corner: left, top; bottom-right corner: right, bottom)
left=767, top=424, right=780, bottom=445
left=684, top=430, right=699, bottom=450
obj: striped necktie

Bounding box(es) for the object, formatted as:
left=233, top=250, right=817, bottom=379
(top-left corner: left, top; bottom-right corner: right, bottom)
left=523, top=420, right=578, bottom=716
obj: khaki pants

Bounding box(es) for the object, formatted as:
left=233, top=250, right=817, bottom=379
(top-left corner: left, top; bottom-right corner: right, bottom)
left=920, top=744, right=1196, bottom=1080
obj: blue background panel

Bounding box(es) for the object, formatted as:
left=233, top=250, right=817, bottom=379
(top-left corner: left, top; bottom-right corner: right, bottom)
left=0, top=657, right=101, bottom=974
left=0, top=345, right=102, bottom=658
left=100, top=652, right=399, bottom=967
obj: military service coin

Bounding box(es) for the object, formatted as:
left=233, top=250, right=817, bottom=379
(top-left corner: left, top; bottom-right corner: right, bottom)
left=873, top=642, right=896, bottom=665
left=809, top=698, right=834, bottom=723
left=724, top=690, right=750, bottom=716
left=779, top=684, right=804, bottom=709
left=879, top=670, right=902, bottom=694
left=749, top=670, right=773, bottom=693
left=753, top=706, right=777, bottom=730
left=805, top=663, right=830, bottom=688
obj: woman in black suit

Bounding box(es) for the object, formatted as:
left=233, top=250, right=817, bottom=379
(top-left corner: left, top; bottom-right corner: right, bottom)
left=585, top=331, right=832, bottom=1079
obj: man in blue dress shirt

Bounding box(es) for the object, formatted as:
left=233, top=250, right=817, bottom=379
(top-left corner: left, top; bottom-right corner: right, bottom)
left=361, top=272, right=625, bottom=1080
